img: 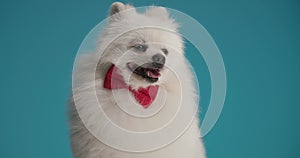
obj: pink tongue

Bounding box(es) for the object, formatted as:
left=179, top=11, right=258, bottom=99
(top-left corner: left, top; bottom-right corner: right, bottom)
left=147, top=70, right=161, bottom=78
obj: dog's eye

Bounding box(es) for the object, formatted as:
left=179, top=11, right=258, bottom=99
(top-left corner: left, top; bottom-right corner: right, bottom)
left=161, top=48, right=168, bottom=55
left=133, top=44, right=147, bottom=52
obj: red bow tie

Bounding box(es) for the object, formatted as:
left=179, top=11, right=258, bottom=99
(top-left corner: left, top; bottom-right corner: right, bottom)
left=103, top=65, right=159, bottom=108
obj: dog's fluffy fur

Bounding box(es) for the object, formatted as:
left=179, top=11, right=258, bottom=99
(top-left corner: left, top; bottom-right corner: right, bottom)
left=69, top=2, right=206, bottom=158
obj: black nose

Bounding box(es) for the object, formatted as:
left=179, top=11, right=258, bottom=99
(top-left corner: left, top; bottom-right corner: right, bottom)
left=152, top=54, right=165, bottom=65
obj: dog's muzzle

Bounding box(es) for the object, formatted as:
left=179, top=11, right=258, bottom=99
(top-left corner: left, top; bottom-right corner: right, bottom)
left=127, top=54, right=166, bottom=83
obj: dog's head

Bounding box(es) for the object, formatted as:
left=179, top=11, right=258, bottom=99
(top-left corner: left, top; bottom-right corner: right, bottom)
left=99, top=2, right=184, bottom=89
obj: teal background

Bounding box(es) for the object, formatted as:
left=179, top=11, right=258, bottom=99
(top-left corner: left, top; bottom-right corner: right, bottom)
left=0, top=0, right=299, bottom=157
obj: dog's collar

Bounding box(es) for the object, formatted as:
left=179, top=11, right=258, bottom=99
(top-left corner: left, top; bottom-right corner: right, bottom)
left=103, top=64, right=158, bottom=108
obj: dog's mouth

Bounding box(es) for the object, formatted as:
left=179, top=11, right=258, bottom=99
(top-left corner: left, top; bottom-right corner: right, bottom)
left=127, top=62, right=163, bottom=83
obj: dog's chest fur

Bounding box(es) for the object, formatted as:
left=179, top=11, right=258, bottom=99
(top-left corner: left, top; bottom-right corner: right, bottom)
left=69, top=78, right=206, bottom=158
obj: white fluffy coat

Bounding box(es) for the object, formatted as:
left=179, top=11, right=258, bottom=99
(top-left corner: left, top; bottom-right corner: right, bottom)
left=69, top=2, right=206, bottom=158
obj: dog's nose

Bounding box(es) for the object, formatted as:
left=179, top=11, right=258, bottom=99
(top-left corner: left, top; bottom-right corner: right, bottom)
left=152, top=54, right=165, bottom=65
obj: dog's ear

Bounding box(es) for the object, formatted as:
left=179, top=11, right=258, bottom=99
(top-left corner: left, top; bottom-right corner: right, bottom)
left=109, top=2, right=136, bottom=19
left=145, top=6, right=170, bottom=20
left=110, top=2, right=125, bottom=16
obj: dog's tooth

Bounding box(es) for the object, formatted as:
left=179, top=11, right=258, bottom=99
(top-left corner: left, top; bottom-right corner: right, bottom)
left=147, top=71, right=150, bottom=76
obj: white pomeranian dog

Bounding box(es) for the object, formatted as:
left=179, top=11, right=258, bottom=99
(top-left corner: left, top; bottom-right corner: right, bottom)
left=69, top=2, right=206, bottom=158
